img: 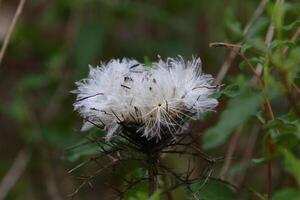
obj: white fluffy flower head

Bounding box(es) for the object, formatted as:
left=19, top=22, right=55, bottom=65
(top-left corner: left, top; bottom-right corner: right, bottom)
left=73, top=56, right=218, bottom=141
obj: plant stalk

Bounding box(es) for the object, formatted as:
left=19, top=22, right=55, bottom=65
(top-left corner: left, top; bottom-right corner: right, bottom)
left=147, top=152, right=158, bottom=197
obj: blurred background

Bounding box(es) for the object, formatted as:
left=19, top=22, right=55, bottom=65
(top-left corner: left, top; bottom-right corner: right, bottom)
left=0, top=0, right=300, bottom=199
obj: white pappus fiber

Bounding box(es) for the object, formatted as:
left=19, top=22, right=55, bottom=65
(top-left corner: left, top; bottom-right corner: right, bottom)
left=73, top=56, right=218, bottom=141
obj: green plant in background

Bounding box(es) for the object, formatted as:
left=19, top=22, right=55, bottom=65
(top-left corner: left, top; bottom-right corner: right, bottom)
left=206, top=0, right=300, bottom=199
left=0, top=0, right=299, bottom=199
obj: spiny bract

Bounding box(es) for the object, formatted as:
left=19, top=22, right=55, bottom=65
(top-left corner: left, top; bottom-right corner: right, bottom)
left=73, top=56, right=218, bottom=141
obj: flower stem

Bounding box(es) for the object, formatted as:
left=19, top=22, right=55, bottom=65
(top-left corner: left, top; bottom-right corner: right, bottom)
left=148, top=165, right=156, bottom=196
left=147, top=152, right=158, bottom=197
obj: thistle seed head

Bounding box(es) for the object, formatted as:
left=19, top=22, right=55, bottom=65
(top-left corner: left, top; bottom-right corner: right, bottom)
left=73, top=56, right=218, bottom=141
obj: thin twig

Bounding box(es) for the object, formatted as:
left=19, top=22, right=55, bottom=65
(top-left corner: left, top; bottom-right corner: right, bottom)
left=219, top=126, right=243, bottom=180
left=69, top=159, right=121, bottom=198
left=243, top=0, right=269, bottom=34
left=42, top=151, right=63, bottom=200
left=148, top=163, right=157, bottom=196
left=282, top=27, right=300, bottom=95
left=210, top=42, right=264, bottom=87
left=283, top=27, right=300, bottom=55
left=162, top=174, right=173, bottom=200
left=252, top=18, right=275, bottom=200
left=0, top=148, right=30, bottom=200
left=265, top=99, right=275, bottom=121
left=209, top=42, right=241, bottom=49
left=236, top=125, right=260, bottom=190
left=265, top=99, right=275, bottom=200
left=213, top=0, right=269, bottom=85
left=0, top=0, right=26, bottom=66
left=252, top=23, right=275, bottom=79
left=293, top=83, right=300, bottom=95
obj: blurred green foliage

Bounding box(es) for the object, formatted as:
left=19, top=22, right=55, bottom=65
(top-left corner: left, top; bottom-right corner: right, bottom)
left=0, top=0, right=300, bottom=199
left=188, top=178, right=238, bottom=200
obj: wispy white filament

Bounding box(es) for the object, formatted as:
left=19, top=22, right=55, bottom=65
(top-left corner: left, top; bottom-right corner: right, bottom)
left=73, top=56, right=218, bottom=140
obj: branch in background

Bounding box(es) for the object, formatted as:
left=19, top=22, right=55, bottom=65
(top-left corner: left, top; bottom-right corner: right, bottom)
left=214, top=51, right=237, bottom=85
left=283, top=27, right=300, bottom=55
left=243, top=0, right=269, bottom=34
left=0, top=0, right=26, bottom=66
left=283, top=27, right=300, bottom=96
left=219, top=126, right=243, bottom=180
left=68, top=159, right=121, bottom=198
left=42, top=150, right=63, bottom=200
left=281, top=74, right=300, bottom=118
left=293, top=83, right=300, bottom=95
left=252, top=23, right=275, bottom=80
left=213, top=0, right=269, bottom=85
left=250, top=16, right=275, bottom=200
left=0, top=148, right=30, bottom=200
left=209, top=42, right=241, bottom=49
left=236, top=124, right=260, bottom=188
left=210, top=42, right=264, bottom=86
left=211, top=23, right=276, bottom=199
left=265, top=101, right=275, bottom=200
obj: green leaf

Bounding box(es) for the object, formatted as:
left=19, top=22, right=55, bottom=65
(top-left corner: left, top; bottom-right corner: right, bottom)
left=224, top=10, right=244, bottom=42
left=248, top=187, right=267, bottom=200
left=143, top=56, right=153, bottom=68
left=243, top=38, right=267, bottom=53
left=64, top=142, right=101, bottom=162
left=239, top=57, right=264, bottom=70
left=269, top=40, right=296, bottom=50
left=17, top=74, right=50, bottom=91
left=203, top=89, right=262, bottom=150
left=128, top=190, right=161, bottom=200
left=213, top=84, right=240, bottom=99
left=246, top=16, right=269, bottom=38
left=6, top=96, right=29, bottom=122
left=240, top=43, right=252, bottom=54
left=265, top=110, right=300, bottom=150
left=125, top=168, right=148, bottom=198
left=42, top=128, right=73, bottom=147
left=64, top=131, right=108, bottom=162
left=280, top=148, right=300, bottom=187
left=225, top=21, right=243, bottom=41
left=149, top=190, right=161, bottom=200
left=272, top=0, right=286, bottom=33
left=272, top=188, right=300, bottom=200
left=188, top=178, right=237, bottom=200
left=274, top=134, right=300, bottom=149
left=283, top=20, right=300, bottom=31
left=277, top=111, right=300, bottom=127
left=284, top=47, right=300, bottom=84
left=252, top=157, right=267, bottom=164
left=255, top=111, right=266, bottom=124
left=295, top=75, right=300, bottom=85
